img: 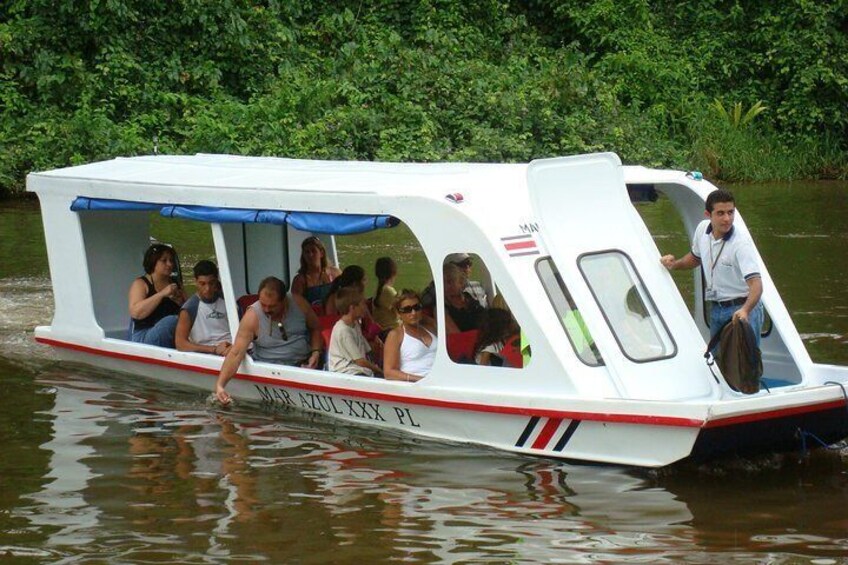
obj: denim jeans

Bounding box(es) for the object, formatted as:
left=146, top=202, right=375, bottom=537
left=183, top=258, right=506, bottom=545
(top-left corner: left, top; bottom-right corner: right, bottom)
left=709, top=300, right=764, bottom=348
left=131, top=314, right=178, bottom=348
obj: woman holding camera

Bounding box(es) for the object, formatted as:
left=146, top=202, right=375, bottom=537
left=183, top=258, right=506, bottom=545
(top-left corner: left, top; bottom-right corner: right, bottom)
left=128, top=243, right=186, bottom=347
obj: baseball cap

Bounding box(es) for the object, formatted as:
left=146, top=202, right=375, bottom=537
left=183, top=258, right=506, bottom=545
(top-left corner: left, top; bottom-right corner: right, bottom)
left=445, top=253, right=470, bottom=265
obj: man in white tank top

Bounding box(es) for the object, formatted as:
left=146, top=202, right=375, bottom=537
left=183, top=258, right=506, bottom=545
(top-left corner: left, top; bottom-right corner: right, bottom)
left=176, top=260, right=232, bottom=356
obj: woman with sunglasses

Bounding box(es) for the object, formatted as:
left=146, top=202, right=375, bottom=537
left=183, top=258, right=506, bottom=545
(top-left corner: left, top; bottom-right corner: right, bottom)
left=128, top=243, right=186, bottom=347
left=383, top=290, right=437, bottom=382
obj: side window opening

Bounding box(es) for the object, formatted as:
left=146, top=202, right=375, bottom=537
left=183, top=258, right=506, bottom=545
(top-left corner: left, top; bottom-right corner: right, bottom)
left=79, top=209, right=216, bottom=340
left=536, top=257, right=603, bottom=366
left=442, top=253, right=527, bottom=369
left=327, top=221, right=435, bottom=380
left=578, top=251, right=676, bottom=362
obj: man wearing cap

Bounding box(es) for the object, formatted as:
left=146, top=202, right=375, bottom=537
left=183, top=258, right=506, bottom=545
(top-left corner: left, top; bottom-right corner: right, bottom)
left=660, top=188, right=764, bottom=343
left=422, top=253, right=488, bottom=309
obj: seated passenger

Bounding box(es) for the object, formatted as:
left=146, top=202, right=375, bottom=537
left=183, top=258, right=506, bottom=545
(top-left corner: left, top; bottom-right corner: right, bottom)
left=372, top=257, right=400, bottom=331
left=446, top=253, right=487, bottom=307
left=444, top=263, right=485, bottom=333
left=291, top=236, right=341, bottom=307
left=323, top=265, right=366, bottom=316
left=325, top=265, right=385, bottom=357
left=128, top=243, right=186, bottom=347
left=175, top=260, right=232, bottom=356
left=474, top=308, right=520, bottom=367
left=328, top=287, right=382, bottom=377
left=215, top=277, right=322, bottom=404
left=422, top=253, right=487, bottom=309
left=383, top=290, right=437, bottom=382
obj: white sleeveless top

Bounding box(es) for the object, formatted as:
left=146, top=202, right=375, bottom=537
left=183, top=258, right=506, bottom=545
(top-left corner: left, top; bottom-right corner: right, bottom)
left=183, top=294, right=231, bottom=346
left=399, top=327, right=437, bottom=376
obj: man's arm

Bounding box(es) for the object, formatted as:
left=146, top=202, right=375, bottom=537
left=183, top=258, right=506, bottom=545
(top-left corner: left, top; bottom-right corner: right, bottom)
left=175, top=310, right=208, bottom=353
left=661, top=252, right=701, bottom=271
left=214, top=310, right=258, bottom=404
left=734, top=276, right=763, bottom=322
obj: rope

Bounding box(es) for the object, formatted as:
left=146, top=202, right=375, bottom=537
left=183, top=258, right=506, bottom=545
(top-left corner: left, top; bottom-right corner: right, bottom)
left=824, top=380, right=848, bottom=416
left=795, top=383, right=848, bottom=459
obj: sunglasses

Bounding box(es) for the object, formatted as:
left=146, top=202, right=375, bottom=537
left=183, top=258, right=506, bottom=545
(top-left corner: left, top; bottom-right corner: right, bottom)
left=398, top=303, right=423, bottom=314
left=455, top=259, right=473, bottom=268
left=276, top=321, right=288, bottom=341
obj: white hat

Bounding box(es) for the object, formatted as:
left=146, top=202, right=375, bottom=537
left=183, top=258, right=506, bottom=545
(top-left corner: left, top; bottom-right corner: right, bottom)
left=445, top=253, right=470, bottom=265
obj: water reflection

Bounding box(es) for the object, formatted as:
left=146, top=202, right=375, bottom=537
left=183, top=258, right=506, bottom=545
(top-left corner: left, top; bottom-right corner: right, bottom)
left=3, top=367, right=848, bottom=562
left=23, top=375, right=107, bottom=548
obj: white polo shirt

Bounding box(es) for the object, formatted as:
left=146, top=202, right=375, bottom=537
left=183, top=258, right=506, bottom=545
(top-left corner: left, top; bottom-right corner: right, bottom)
left=691, top=220, right=760, bottom=302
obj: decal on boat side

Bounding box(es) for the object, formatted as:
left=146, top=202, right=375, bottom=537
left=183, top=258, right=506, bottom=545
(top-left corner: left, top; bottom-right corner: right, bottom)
left=254, top=385, right=421, bottom=428
left=515, top=416, right=581, bottom=452
left=502, top=232, right=540, bottom=257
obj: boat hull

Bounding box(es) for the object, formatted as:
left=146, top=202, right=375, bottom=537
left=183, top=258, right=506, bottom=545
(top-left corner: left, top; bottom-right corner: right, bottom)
left=691, top=402, right=848, bottom=461
left=35, top=333, right=848, bottom=468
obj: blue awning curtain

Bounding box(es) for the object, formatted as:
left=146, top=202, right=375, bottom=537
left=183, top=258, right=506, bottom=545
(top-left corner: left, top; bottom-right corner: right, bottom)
left=71, top=198, right=399, bottom=236
left=70, top=197, right=161, bottom=212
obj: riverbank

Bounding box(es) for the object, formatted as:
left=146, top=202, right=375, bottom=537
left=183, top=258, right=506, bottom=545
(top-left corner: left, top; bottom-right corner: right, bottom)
left=2, top=2, right=845, bottom=197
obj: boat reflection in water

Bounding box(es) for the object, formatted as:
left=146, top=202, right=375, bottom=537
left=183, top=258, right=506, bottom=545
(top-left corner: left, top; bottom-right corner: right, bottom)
left=11, top=370, right=848, bottom=561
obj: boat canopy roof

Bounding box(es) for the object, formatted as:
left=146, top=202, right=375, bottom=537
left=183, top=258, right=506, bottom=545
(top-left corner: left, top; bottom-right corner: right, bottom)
left=31, top=153, right=526, bottom=197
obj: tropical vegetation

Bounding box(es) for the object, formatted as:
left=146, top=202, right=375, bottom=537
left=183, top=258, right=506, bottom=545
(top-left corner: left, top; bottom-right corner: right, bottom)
left=1, top=1, right=846, bottom=197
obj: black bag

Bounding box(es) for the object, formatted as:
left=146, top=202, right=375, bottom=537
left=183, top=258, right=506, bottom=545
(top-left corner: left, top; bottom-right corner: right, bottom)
left=705, top=318, right=763, bottom=394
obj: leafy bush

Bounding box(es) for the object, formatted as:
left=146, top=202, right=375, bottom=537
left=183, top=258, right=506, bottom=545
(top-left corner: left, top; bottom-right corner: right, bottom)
left=1, top=0, right=845, bottom=197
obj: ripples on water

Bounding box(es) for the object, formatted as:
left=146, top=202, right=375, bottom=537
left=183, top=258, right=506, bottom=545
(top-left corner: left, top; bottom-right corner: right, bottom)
left=2, top=276, right=848, bottom=563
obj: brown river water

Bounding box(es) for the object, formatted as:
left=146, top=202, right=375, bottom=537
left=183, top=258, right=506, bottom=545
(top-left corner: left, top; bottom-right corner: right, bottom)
left=1, top=180, right=847, bottom=563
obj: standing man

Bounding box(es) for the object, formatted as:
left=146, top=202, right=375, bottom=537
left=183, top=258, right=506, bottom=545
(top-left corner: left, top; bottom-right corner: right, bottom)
left=175, top=260, right=232, bottom=356
left=660, top=189, right=764, bottom=343
left=215, top=276, right=323, bottom=405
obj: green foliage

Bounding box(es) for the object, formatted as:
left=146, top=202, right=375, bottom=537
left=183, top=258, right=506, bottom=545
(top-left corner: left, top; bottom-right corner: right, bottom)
left=1, top=0, right=846, bottom=197
left=712, top=100, right=768, bottom=129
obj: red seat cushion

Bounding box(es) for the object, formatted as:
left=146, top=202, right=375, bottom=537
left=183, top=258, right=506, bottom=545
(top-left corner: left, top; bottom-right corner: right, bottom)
left=236, top=294, right=259, bottom=317
left=446, top=329, right=480, bottom=364
left=318, top=314, right=341, bottom=331
left=501, top=334, right=523, bottom=369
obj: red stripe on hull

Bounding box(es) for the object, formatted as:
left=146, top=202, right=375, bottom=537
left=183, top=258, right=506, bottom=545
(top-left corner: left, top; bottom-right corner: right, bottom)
left=504, top=240, right=537, bottom=251
left=38, top=336, right=839, bottom=430
left=531, top=418, right=563, bottom=449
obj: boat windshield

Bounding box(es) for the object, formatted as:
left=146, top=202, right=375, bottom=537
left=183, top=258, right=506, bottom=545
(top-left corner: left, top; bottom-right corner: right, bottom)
left=535, top=258, right=604, bottom=366
left=578, top=251, right=677, bottom=362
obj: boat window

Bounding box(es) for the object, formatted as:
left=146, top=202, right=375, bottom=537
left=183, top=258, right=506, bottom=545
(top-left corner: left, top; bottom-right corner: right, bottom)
left=78, top=209, right=216, bottom=340
left=535, top=258, right=603, bottom=366
left=578, top=251, right=677, bottom=362
left=440, top=253, right=526, bottom=369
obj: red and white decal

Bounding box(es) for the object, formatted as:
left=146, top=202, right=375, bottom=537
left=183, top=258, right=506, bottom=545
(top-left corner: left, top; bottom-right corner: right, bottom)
left=515, top=416, right=581, bottom=452
left=501, top=234, right=540, bottom=257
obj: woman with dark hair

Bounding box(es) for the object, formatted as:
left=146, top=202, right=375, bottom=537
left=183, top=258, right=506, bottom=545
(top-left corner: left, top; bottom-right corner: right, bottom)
left=383, top=290, right=437, bottom=382
left=128, top=243, right=186, bottom=347
left=291, top=236, right=341, bottom=307
left=474, top=308, right=519, bottom=367
left=323, top=265, right=366, bottom=317
left=372, top=257, right=399, bottom=330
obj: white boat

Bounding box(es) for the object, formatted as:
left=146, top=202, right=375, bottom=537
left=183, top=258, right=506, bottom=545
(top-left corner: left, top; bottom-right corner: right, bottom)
left=28, top=152, right=848, bottom=467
